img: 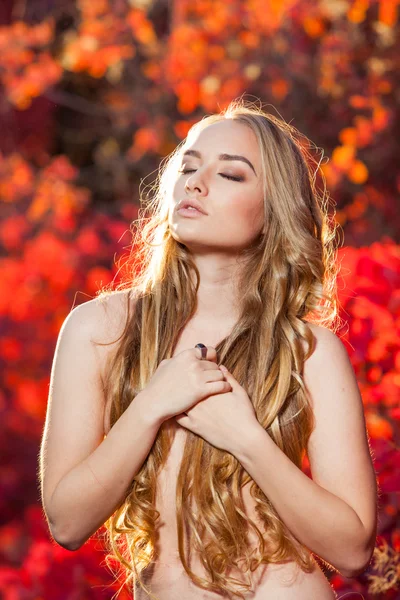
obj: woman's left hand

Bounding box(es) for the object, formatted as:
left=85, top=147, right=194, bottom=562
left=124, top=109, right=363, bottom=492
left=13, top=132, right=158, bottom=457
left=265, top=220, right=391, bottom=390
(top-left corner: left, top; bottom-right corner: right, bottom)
left=174, top=365, right=262, bottom=456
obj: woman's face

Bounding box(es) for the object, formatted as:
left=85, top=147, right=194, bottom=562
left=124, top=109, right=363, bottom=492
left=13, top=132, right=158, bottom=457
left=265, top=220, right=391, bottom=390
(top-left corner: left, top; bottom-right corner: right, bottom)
left=168, top=119, right=264, bottom=253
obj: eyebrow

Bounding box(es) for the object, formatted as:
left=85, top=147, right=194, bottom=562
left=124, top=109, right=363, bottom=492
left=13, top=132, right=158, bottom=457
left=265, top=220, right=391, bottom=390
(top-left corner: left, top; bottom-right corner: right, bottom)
left=182, top=149, right=257, bottom=176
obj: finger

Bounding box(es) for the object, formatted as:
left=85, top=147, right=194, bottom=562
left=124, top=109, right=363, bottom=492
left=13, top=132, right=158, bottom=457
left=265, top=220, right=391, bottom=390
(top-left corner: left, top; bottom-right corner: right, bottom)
left=175, top=411, right=188, bottom=418
left=200, top=361, right=223, bottom=371
left=219, top=365, right=237, bottom=385
left=194, top=345, right=218, bottom=363
left=202, top=369, right=226, bottom=383
left=175, top=413, right=190, bottom=426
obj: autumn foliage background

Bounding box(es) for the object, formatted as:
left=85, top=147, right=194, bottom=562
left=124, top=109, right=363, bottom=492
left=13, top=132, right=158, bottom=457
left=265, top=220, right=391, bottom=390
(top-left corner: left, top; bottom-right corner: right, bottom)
left=0, top=0, right=399, bottom=598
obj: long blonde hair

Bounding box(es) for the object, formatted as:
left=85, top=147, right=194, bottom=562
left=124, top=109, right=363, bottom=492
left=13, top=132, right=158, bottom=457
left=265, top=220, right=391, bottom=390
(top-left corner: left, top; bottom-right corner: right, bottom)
left=96, top=98, right=340, bottom=599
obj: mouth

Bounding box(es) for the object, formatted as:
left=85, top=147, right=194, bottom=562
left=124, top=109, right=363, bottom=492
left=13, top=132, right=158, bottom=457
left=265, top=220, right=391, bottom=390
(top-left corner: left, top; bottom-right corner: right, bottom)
left=177, top=206, right=206, bottom=217
left=177, top=199, right=208, bottom=215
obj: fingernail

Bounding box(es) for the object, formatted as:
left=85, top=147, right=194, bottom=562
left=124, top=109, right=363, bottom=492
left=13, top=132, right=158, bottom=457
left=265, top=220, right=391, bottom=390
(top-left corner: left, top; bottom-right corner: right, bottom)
left=220, top=365, right=228, bottom=372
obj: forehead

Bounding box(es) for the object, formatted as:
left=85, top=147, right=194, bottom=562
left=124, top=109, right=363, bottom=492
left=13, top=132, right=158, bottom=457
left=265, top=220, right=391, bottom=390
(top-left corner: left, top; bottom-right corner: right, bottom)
left=184, top=119, right=260, bottom=166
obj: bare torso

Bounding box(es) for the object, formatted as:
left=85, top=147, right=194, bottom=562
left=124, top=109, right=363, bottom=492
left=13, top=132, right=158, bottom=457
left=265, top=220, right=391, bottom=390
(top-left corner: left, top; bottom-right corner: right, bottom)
left=105, top=301, right=338, bottom=599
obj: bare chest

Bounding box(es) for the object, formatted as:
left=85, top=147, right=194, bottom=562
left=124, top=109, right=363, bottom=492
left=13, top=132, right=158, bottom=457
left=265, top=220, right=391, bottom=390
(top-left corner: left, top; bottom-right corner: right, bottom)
left=157, top=318, right=235, bottom=497
left=137, top=328, right=336, bottom=599
left=153, top=320, right=257, bottom=550
left=140, top=424, right=336, bottom=599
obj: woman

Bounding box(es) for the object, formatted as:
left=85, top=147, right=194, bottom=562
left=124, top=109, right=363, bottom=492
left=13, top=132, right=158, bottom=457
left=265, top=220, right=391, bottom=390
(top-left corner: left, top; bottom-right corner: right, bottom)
left=39, top=99, right=378, bottom=600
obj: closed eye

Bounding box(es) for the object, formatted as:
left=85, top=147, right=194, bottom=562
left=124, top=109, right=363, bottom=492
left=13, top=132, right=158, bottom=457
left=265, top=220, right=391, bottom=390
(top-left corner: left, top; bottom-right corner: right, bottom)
left=178, top=168, right=244, bottom=182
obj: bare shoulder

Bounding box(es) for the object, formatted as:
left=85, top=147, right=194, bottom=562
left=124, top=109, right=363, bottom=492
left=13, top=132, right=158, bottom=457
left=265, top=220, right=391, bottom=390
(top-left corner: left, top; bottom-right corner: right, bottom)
left=40, top=288, right=139, bottom=516
left=301, top=322, right=352, bottom=406
left=71, top=289, right=137, bottom=340
left=305, top=321, right=344, bottom=344
left=304, top=322, right=348, bottom=361
left=75, top=288, right=138, bottom=376
left=88, top=289, right=140, bottom=431
left=85, top=288, right=136, bottom=338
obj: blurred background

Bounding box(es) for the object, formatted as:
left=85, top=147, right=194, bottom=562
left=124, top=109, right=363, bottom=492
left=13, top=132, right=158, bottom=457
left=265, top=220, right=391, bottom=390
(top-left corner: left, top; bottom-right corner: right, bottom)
left=0, top=0, right=399, bottom=598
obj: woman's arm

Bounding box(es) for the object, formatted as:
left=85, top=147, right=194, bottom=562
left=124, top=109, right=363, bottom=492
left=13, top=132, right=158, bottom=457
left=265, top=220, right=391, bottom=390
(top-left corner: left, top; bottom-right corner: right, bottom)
left=39, top=295, right=164, bottom=551
left=233, top=324, right=378, bottom=578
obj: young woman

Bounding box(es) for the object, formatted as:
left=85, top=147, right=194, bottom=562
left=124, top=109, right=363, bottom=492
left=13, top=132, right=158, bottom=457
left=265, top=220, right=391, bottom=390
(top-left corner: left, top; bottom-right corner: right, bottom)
left=39, top=99, right=378, bottom=600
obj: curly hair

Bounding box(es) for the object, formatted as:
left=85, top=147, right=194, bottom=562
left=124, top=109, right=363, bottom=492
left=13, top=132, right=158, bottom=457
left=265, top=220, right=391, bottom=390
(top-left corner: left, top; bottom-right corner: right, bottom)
left=95, top=97, right=341, bottom=599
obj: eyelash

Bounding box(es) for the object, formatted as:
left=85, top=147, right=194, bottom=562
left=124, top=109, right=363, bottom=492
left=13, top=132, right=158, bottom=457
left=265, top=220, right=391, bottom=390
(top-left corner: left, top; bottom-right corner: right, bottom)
left=178, top=168, right=244, bottom=182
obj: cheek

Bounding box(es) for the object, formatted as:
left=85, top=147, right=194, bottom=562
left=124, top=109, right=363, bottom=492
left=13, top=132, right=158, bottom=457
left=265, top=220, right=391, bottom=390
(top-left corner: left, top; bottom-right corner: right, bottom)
left=169, top=180, right=184, bottom=210
left=172, top=179, right=183, bottom=198
left=229, top=194, right=264, bottom=229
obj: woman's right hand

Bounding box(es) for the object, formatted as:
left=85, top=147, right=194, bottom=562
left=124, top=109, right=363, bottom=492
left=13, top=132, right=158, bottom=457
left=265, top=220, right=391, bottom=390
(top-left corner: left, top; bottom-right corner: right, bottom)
left=140, top=346, right=232, bottom=422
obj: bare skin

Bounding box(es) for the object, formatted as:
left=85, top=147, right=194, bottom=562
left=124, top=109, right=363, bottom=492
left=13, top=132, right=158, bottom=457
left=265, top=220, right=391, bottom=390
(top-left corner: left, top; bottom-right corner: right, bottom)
left=41, top=118, right=375, bottom=598
left=113, top=120, right=374, bottom=596
left=125, top=305, right=339, bottom=599
left=168, top=119, right=266, bottom=324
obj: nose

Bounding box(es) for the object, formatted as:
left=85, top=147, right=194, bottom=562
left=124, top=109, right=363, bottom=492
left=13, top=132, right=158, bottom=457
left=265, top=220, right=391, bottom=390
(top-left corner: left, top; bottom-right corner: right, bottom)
left=184, top=171, right=206, bottom=195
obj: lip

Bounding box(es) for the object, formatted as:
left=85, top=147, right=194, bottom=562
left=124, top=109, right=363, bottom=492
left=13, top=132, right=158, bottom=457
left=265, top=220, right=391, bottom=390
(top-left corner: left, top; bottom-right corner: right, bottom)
left=177, top=199, right=208, bottom=215
left=177, top=207, right=206, bottom=217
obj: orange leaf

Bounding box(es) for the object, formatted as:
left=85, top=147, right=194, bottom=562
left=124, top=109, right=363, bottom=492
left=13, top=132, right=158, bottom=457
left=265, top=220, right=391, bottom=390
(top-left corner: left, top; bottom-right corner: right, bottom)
left=331, top=145, right=355, bottom=170
left=365, top=411, right=393, bottom=440
left=367, top=366, right=382, bottom=384
left=378, top=0, right=399, bottom=26
left=339, top=127, right=358, bottom=146
left=303, top=16, right=326, bottom=38
left=347, top=0, right=369, bottom=23
left=271, top=78, right=290, bottom=101
left=176, top=80, right=199, bottom=115
left=349, top=95, right=370, bottom=109
left=0, top=337, right=22, bottom=361
left=353, top=116, right=373, bottom=146
left=15, top=379, right=47, bottom=420
left=238, top=31, right=260, bottom=49
left=129, top=126, right=162, bottom=160
left=142, top=61, right=161, bottom=82
left=373, top=105, right=390, bottom=132
left=348, top=159, right=369, bottom=184
left=174, top=120, right=196, bottom=139
left=0, top=214, right=30, bottom=250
